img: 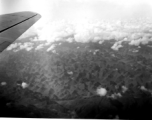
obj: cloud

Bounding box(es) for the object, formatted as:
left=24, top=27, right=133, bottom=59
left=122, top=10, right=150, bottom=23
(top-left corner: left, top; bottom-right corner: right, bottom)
left=21, top=82, right=28, bottom=89
left=2, top=0, right=152, bottom=54
left=6, top=43, right=19, bottom=51
left=5, top=0, right=150, bottom=50
left=9, top=42, right=34, bottom=52
left=122, top=86, right=128, bottom=93
left=46, top=44, right=56, bottom=52
left=35, top=44, right=45, bottom=50
left=15, top=11, right=152, bottom=51
left=18, top=27, right=40, bottom=40
left=107, top=92, right=122, bottom=99
left=18, top=42, right=33, bottom=51
left=1, top=81, right=7, bottom=86
left=111, top=42, right=123, bottom=51
left=36, top=18, right=152, bottom=50
left=96, top=87, right=107, bottom=96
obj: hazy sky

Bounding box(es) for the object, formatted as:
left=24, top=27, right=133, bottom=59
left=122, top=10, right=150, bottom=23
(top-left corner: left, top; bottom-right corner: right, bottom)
left=1, top=0, right=152, bottom=21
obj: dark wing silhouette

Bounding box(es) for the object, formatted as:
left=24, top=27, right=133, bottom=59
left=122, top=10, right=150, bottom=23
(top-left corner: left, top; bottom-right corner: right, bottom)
left=0, top=11, right=41, bottom=52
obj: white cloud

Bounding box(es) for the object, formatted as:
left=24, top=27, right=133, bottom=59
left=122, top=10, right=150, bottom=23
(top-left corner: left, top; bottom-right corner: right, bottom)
left=26, top=47, right=33, bottom=51
left=93, top=37, right=101, bottom=42
left=2, top=0, right=152, bottom=54
left=37, top=19, right=152, bottom=48
left=67, top=38, right=74, bottom=43
left=122, top=86, right=128, bottom=93
left=46, top=44, right=56, bottom=52
left=6, top=43, right=18, bottom=51
left=107, top=93, right=122, bottom=99
left=35, top=44, right=44, bottom=50
left=96, top=87, right=107, bottom=96
left=140, top=86, right=148, bottom=91
left=111, top=41, right=123, bottom=51
left=21, top=82, right=28, bottom=89
left=11, top=10, right=152, bottom=49
left=16, top=42, right=34, bottom=51
left=30, top=37, right=41, bottom=41
left=1, top=82, right=7, bottom=86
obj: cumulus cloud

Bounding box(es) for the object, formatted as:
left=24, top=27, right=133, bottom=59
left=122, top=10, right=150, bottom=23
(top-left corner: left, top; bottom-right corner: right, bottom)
left=140, top=86, right=148, bottom=91
left=8, top=17, right=152, bottom=53
left=107, top=93, right=122, bottom=99
left=2, top=0, right=152, bottom=54
left=6, top=43, right=19, bottom=51
left=46, top=44, right=56, bottom=52
left=12, top=42, right=34, bottom=51
left=1, top=81, right=7, bottom=86
left=122, top=86, right=128, bottom=93
left=35, top=44, right=45, bottom=50
left=14, top=11, right=152, bottom=51
left=111, top=41, right=123, bottom=51
left=21, top=82, right=28, bottom=89
left=96, top=87, right=107, bottom=96
left=129, top=36, right=152, bottom=46
left=37, top=18, right=152, bottom=46
left=20, top=43, right=32, bottom=49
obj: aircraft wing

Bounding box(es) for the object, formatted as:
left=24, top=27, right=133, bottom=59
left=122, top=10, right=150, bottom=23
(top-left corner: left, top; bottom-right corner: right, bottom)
left=0, top=11, right=41, bottom=52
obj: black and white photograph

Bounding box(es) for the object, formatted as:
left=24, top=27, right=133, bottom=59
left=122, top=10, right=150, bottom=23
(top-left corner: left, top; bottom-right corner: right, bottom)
left=1, top=0, right=152, bottom=119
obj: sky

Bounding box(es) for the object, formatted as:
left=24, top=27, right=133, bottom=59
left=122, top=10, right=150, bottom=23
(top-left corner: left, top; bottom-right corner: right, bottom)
left=1, top=0, right=152, bottom=21
left=1, top=0, right=152, bottom=27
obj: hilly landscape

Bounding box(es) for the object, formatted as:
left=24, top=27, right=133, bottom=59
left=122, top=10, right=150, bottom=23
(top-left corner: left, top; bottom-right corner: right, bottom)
left=1, top=29, right=152, bottom=119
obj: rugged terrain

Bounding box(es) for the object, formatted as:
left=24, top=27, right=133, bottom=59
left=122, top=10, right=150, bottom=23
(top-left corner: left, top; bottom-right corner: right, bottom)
left=1, top=34, right=152, bottom=119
